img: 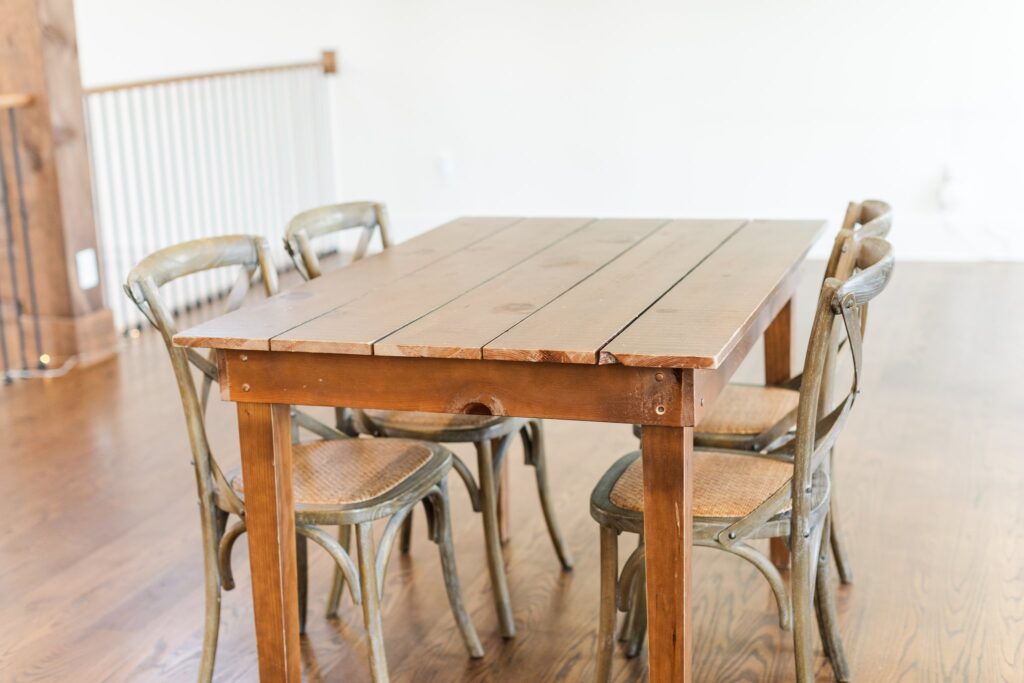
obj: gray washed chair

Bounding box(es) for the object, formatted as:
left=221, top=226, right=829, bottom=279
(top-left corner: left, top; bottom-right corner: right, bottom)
left=284, top=203, right=573, bottom=639
left=692, top=199, right=892, bottom=584
left=594, top=234, right=895, bottom=682
left=125, top=234, right=481, bottom=683
left=633, top=199, right=892, bottom=584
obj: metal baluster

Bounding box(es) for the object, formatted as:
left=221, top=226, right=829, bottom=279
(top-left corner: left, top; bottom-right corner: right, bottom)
left=313, top=67, right=336, bottom=204
left=274, top=71, right=300, bottom=238
left=162, top=82, right=189, bottom=315
left=94, top=93, right=132, bottom=332
left=230, top=77, right=260, bottom=248
left=112, top=91, right=142, bottom=326
left=138, top=87, right=167, bottom=293
left=0, top=115, right=29, bottom=371
left=239, top=75, right=272, bottom=250
left=218, top=75, right=239, bottom=296
left=198, top=77, right=228, bottom=298
left=254, top=73, right=283, bottom=254
left=185, top=79, right=215, bottom=304
left=173, top=81, right=201, bottom=313
left=83, top=94, right=118, bottom=332
left=214, top=77, right=247, bottom=251
left=129, top=88, right=156, bottom=332
left=302, top=69, right=318, bottom=208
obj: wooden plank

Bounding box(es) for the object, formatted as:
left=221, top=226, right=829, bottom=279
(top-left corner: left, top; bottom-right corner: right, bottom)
left=270, top=218, right=593, bottom=354
left=689, top=270, right=797, bottom=426
left=374, top=219, right=666, bottom=359
left=219, top=349, right=693, bottom=426
left=641, top=425, right=694, bottom=683
left=483, top=219, right=745, bottom=364
left=236, top=402, right=301, bottom=682
left=174, top=216, right=522, bottom=350
left=601, top=220, right=824, bottom=369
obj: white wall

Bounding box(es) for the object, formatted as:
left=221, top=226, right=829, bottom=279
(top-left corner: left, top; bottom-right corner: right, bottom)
left=76, top=1, right=1024, bottom=260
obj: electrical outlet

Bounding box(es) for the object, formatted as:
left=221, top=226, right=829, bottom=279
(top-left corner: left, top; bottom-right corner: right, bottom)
left=76, top=248, right=100, bottom=290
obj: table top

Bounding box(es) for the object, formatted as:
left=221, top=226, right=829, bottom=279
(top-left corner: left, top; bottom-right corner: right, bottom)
left=175, top=217, right=823, bottom=369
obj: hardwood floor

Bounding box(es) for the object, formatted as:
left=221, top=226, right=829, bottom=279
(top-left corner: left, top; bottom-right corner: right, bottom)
left=1, top=261, right=1021, bottom=682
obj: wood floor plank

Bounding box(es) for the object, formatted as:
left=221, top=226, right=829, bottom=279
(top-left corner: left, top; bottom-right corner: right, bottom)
left=602, top=220, right=824, bottom=368
left=269, top=218, right=594, bottom=354
left=173, top=216, right=522, bottom=351
left=483, top=219, right=746, bottom=364
left=374, top=219, right=668, bottom=359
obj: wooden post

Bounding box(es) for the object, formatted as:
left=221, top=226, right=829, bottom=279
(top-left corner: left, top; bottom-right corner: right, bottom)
left=0, top=0, right=116, bottom=369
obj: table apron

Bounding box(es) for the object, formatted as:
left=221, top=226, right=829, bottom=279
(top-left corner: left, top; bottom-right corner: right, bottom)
left=217, top=350, right=695, bottom=426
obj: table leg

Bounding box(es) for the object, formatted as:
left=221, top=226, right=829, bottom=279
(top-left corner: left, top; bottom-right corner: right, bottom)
left=237, top=403, right=301, bottom=681
left=764, top=297, right=794, bottom=570
left=641, top=425, right=693, bottom=683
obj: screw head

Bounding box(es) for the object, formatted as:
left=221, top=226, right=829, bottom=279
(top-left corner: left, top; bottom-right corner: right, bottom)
left=655, top=372, right=664, bottom=382
left=655, top=405, right=666, bottom=415
left=242, top=383, right=251, bottom=392
left=240, top=354, right=248, bottom=361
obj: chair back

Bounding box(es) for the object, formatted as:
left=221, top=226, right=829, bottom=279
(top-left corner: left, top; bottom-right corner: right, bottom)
left=124, top=235, right=279, bottom=514
left=823, top=199, right=892, bottom=281
left=789, top=235, right=894, bottom=533
left=816, top=200, right=892, bottom=414
left=716, top=235, right=895, bottom=545
left=283, top=201, right=391, bottom=279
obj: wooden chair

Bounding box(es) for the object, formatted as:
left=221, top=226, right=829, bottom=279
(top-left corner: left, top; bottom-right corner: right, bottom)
left=284, top=203, right=574, bottom=639
left=593, top=235, right=895, bottom=682
left=283, top=201, right=392, bottom=280
left=125, top=235, right=482, bottom=683
left=632, top=200, right=891, bottom=583
left=693, top=199, right=891, bottom=584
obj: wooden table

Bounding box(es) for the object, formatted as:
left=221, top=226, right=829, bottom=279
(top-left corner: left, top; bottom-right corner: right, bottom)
left=176, top=216, right=823, bottom=682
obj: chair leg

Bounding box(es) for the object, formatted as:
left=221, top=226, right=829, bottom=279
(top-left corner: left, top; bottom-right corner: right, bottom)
left=596, top=525, right=618, bottom=683
left=399, top=513, right=414, bottom=554
left=356, top=522, right=390, bottom=683
left=296, top=532, right=308, bottom=635
left=624, top=568, right=647, bottom=658
left=430, top=480, right=485, bottom=658
left=829, top=497, right=854, bottom=585
left=476, top=439, right=517, bottom=638
left=816, top=517, right=851, bottom=681
left=791, top=529, right=817, bottom=683
left=523, top=420, right=574, bottom=570
left=495, top=437, right=512, bottom=544
left=617, top=577, right=638, bottom=644
left=326, top=525, right=352, bottom=618
left=198, top=509, right=222, bottom=683
left=334, top=406, right=358, bottom=436
left=828, top=446, right=853, bottom=584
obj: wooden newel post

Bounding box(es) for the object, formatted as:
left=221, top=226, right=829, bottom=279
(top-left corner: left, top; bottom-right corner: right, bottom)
left=0, top=0, right=116, bottom=372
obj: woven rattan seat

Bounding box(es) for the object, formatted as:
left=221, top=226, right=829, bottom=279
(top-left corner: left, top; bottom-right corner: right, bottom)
left=231, top=438, right=434, bottom=506
left=608, top=450, right=794, bottom=519
left=697, top=384, right=799, bottom=436
left=358, top=409, right=507, bottom=436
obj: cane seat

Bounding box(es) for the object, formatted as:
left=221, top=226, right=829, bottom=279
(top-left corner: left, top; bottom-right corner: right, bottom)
left=231, top=438, right=438, bottom=506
